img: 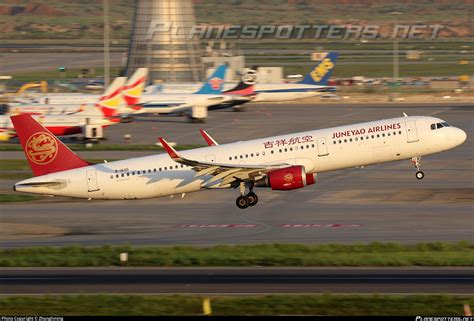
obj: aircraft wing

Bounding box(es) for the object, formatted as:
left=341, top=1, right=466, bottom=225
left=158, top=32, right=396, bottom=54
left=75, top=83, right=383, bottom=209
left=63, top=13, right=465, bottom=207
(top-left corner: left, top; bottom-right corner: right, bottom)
left=159, top=137, right=289, bottom=187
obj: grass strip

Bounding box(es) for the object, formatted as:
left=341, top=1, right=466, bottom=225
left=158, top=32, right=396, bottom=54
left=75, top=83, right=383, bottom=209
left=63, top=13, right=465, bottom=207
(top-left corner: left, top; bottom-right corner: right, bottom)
left=0, top=294, right=472, bottom=316
left=0, top=242, right=472, bottom=267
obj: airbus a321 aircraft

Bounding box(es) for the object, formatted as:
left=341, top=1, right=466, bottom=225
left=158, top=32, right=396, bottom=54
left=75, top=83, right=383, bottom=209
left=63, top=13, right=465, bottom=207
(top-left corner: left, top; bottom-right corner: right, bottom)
left=11, top=114, right=466, bottom=209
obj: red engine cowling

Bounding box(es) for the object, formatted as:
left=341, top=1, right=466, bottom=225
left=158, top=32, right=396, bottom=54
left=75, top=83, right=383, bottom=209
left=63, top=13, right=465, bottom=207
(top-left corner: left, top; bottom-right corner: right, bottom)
left=255, top=165, right=316, bottom=191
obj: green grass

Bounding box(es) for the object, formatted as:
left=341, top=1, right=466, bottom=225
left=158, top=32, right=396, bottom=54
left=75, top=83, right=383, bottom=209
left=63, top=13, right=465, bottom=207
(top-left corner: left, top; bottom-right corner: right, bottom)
left=0, top=242, right=472, bottom=267
left=0, top=294, right=472, bottom=316
left=0, top=193, right=42, bottom=202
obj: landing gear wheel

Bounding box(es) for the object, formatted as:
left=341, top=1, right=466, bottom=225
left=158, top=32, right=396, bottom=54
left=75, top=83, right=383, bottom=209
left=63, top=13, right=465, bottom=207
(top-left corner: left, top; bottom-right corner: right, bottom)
left=247, top=193, right=258, bottom=207
left=236, top=195, right=249, bottom=209
left=415, top=171, right=425, bottom=180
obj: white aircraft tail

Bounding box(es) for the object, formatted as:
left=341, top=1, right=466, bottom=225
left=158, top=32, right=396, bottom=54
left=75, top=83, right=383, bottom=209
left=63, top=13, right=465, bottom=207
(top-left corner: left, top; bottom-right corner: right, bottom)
left=96, top=77, right=126, bottom=117
left=122, top=68, right=148, bottom=108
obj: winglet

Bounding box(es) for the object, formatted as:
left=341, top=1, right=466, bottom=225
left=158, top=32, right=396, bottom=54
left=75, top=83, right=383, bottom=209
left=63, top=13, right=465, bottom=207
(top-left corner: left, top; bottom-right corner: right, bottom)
left=159, top=137, right=180, bottom=160
left=199, top=129, right=219, bottom=146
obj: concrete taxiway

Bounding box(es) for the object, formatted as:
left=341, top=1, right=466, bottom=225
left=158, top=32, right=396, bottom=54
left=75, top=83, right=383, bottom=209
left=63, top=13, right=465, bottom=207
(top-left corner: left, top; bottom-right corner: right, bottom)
left=1, top=267, right=473, bottom=295
left=0, top=103, right=472, bottom=247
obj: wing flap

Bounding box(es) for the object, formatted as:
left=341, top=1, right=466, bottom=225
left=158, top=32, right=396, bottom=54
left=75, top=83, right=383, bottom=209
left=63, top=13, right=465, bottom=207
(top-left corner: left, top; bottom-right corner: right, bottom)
left=159, top=137, right=290, bottom=186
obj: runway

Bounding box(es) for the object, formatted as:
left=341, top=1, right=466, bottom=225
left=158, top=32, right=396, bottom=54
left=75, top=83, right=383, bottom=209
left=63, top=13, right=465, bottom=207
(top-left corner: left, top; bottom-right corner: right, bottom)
left=1, top=267, right=473, bottom=295
left=1, top=103, right=473, bottom=247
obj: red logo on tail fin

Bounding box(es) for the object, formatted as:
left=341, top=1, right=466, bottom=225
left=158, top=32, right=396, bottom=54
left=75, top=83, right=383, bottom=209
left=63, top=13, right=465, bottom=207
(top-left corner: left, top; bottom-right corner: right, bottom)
left=26, top=132, right=58, bottom=165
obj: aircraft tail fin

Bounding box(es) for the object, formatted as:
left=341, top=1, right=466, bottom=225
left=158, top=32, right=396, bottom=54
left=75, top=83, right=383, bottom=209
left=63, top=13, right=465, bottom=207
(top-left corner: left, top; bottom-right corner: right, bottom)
left=298, top=52, right=338, bottom=85
left=97, top=77, right=126, bottom=117
left=224, top=66, right=258, bottom=96
left=122, top=68, right=148, bottom=107
left=10, top=114, right=90, bottom=176
left=195, top=64, right=227, bottom=94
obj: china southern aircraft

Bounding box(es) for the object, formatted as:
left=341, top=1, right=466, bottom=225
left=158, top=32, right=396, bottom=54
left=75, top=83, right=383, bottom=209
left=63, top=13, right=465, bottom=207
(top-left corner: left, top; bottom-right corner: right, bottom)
left=11, top=113, right=466, bottom=209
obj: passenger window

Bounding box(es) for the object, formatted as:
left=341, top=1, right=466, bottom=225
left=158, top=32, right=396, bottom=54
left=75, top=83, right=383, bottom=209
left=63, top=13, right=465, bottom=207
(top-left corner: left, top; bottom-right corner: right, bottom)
left=349, top=138, right=353, bottom=142
left=229, top=157, right=232, bottom=161
left=271, top=150, right=274, bottom=154
left=344, top=139, right=347, bottom=143
left=399, top=131, right=402, bottom=134
left=251, top=153, right=254, bottom=157
left=245, top=154, right=248, bottom=158
left=355, top=137, right=358, bottom=141
left=240, top=155, right=243, bottom=159
left=382, top=133, right=385, bottom=137
left=256, top=153, right=259, bottom=156
left=279, top=149, right=282, bottom=153
left=339, top=140, right=342, bottom=144
left=311, top=144, right=315, bottom=148
left=110, top=175, right=113, bottom=179
left=360, top=137, right=363, bottom=141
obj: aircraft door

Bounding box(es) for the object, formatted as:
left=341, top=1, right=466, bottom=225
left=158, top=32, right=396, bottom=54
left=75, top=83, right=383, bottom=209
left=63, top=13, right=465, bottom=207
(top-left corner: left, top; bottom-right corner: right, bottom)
left=317, top=137, right=329, bottom=156
left=405, top=120, right=419, bottom=143
left=86, top=169, right=100, bottom=192
left=205, top=154, right=216, bottom=163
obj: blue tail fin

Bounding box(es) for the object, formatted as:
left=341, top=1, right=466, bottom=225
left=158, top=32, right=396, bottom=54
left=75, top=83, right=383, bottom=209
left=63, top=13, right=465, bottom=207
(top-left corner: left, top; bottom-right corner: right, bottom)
left=299, top=52, right=338, bottom=85
left=195, top=64, right=227, bottom=94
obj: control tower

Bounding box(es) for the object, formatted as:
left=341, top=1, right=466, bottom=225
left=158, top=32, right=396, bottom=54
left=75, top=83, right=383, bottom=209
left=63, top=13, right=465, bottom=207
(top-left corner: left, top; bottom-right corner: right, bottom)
left=126, top=0, right=204, bottom=83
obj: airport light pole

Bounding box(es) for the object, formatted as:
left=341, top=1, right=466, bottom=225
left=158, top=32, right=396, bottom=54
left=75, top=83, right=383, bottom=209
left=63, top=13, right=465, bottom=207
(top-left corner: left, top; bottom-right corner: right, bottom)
left=103, top=0, right=110, bottom=88
left=390, top=11, right=402, bottom=83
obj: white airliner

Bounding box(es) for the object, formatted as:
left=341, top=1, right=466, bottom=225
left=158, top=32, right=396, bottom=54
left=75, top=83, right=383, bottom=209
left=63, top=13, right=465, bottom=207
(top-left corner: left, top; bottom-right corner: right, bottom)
left=0, top=76, right=137, bottom=140
left=134, top=65, right=236, bottom=115
left=8, top=68, right=148, bottom=116
left=11, top=114, right=466, bottom=209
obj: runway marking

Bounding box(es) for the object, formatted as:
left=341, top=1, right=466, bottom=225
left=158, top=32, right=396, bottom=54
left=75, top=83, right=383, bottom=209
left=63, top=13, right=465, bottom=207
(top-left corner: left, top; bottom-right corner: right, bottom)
left=177, top=224, right=258, bottom=228
left=340, top=108, right=372, bottom=118
left=280, top=224, right=363, bottom=228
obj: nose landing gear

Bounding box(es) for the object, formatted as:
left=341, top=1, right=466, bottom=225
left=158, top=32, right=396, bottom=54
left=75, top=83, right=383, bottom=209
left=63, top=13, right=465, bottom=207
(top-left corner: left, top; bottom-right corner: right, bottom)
left=411, top=157, right=425, bottom=180
left=235, top=182, right=259, bottom=209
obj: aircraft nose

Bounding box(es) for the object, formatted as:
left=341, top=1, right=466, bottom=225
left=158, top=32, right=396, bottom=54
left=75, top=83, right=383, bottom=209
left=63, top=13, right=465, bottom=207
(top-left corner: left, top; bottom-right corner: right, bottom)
left=454, top=127, right=467, bottom=146
left=458, top=128, right=467, bottom=144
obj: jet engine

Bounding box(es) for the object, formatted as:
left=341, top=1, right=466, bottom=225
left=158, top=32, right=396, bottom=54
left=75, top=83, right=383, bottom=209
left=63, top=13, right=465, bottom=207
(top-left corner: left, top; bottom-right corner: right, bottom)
left=255, top=165, right=316, bottom=190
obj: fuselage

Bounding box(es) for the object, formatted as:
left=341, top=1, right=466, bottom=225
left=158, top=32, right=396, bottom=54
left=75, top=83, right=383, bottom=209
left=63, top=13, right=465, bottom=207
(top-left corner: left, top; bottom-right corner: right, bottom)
left=147, top=83, right=334, bottom=103
left=0, top=113, right=117, bottom=137
left=15, top=116, right=466, bottom=199
left=136, top=93, right=233, bottom=114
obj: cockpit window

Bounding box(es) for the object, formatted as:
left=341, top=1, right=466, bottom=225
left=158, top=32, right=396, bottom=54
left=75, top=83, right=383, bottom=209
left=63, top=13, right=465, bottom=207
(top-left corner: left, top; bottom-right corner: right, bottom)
left=431, top=122, right=450, bottom=130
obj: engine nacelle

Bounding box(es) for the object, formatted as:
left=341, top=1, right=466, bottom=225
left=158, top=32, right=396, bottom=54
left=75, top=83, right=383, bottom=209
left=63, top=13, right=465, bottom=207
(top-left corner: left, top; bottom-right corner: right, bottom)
left=255, top=165, right=316, bottom=191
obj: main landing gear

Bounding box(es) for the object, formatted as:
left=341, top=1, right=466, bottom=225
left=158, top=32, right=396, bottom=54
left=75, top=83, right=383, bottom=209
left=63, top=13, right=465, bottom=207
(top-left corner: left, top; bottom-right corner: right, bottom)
left=235, top=182, right=259, bottom=209
left=411, top=156, right=425, bottom=180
